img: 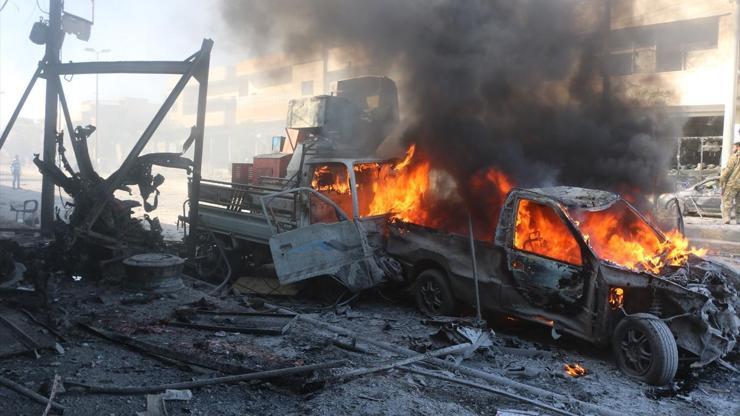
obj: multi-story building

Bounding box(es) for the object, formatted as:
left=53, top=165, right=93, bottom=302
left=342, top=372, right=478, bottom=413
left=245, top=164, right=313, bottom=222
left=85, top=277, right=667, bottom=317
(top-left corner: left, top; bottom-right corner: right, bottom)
left=603, top=0, right=735, bottom=171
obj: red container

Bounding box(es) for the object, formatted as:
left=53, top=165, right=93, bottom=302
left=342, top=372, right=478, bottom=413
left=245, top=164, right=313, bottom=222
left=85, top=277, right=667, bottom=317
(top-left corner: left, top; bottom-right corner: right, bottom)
left=232, top=163, right=254, bottom=184
left=252, top=153, right=292, bottom=179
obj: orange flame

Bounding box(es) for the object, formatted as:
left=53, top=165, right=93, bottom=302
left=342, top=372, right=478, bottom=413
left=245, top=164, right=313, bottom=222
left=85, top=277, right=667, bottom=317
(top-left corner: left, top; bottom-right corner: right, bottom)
left=360, top=149, right=434, bottom=225
left=571, top=201, right=706, bottom=274
left=608, top=287, right=624, bottom=309
left=310, top=145, right=512, bottom=236
left=564, top=363, right=587, bottom=377
left=514, top=199, right=583, bottom=266
left=311, top=165, right=351, bottom=194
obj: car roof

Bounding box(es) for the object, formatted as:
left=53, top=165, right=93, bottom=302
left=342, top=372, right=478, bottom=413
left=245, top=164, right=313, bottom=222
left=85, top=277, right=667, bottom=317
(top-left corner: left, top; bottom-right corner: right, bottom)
left=525, top=186, right=620, bottom=209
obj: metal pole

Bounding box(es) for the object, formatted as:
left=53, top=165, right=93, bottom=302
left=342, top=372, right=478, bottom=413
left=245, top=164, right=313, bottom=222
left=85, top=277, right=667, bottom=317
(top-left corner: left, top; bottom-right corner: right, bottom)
left=41, top=0, right=63, bottom=235
left=0, top=66, right=42, bottom=151
left=94, top=54, right=98, bottom=164
left=467, top=212, right=482, bottom=322
left=722, top=0, right=740, bottom=167
left=187, top=41, right=213, bottom=257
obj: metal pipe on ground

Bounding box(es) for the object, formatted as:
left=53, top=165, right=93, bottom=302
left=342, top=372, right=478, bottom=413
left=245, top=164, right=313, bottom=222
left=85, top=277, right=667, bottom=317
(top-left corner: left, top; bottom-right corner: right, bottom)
left=404, top=366, right=577, bottom=416
left=329, top=343, right=472, bottom=382
left=265, top=304, right=621, bottom=416
left=64, top=359, right=347, bottom=395
left=0, top=374, right=65, bottom=414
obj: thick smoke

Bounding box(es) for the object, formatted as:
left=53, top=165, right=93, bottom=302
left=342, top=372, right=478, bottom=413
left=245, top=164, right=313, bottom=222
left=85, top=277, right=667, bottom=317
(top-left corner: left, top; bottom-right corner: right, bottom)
left=221, top=0, right=676, bottom=206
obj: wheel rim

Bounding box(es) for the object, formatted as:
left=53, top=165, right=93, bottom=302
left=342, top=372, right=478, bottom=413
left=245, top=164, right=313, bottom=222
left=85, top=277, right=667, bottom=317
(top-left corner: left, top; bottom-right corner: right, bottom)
left=619, top=328, right=653, bottom=376
left=420, top=279, right=443, bottom=312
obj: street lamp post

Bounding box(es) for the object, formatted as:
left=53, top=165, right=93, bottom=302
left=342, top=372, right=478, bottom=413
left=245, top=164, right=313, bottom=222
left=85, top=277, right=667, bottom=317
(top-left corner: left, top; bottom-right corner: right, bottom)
left=84, top=47, right=110, bottom=165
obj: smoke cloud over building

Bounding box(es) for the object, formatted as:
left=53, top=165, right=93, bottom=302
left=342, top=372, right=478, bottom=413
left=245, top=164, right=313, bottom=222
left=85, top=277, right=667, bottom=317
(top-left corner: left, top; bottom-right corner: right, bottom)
left=221, top=0, right=677, bottom=205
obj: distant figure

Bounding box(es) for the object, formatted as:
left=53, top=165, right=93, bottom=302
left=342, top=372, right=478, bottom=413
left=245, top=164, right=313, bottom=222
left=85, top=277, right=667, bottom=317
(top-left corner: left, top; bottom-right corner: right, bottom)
left=720, top=141, right=740, bottom=224
left=10, top=155, right=21, bottom=190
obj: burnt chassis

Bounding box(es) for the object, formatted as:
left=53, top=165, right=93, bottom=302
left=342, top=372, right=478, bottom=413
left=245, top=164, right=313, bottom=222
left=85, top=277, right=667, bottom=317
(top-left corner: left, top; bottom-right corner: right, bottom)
left=387, top=187, right=737, bottom=370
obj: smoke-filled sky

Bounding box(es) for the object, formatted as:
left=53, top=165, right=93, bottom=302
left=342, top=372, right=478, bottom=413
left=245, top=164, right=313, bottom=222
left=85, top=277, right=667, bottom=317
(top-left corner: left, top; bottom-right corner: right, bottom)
left=222, top=0, right=678, bottom=198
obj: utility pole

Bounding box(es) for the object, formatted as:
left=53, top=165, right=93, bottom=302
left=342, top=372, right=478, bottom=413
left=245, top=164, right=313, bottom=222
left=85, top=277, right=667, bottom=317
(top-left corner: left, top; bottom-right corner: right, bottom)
left=84, top=47, right=110, bottom=165
left=722, top=0, right=740, bottom=167
left=40, top=0, right=63, bottom=234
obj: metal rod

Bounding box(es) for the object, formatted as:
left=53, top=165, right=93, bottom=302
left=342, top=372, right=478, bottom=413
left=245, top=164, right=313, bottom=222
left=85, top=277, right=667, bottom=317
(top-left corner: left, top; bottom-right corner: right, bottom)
left=187, top=39, right=213, bottom=256
left=330, top=343, right=471, bottom=382
left=467, top=212, right=482, bottom=322
left=65, top=359, right=348, bottom=395
left=55, top=78, right=76, bottom=140
left=47, top=60, right=192, bottom=75
left=80, top=323, right=255, bottom=375
left=0, top=65, right=41, bottom=151
left=404, top=366, right=577, bottom=416
left=0, top=374, right=65, bottom=414
left=166, top=321, right=287, bottom=335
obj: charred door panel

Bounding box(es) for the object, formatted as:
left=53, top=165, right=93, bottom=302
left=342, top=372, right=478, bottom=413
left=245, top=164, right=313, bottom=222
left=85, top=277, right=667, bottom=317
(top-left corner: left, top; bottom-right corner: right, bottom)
left=262, top=187, right=386, bottom=292
left=507, top=251, right=584, bottom=309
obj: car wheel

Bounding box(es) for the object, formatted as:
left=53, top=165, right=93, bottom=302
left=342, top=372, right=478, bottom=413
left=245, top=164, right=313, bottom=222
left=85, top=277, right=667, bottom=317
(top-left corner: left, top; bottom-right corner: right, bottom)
left=612, top=314, right=678, bottom=386
left=414, top=269, right=456, bottom=316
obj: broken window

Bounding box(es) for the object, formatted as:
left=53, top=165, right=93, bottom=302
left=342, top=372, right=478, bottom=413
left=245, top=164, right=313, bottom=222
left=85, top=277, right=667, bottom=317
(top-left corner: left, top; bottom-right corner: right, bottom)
left=309, top=163, right=353, bottom=222
left=569, top=201, right=663, bottom=272
left=514, top=199, right=582, bottom=266
left=608, top=16, right=719, bottom=75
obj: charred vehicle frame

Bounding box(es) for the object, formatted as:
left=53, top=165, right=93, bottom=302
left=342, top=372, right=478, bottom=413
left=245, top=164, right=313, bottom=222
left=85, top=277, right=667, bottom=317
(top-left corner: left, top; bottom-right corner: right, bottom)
left=387, top=186, right=738, bottom=385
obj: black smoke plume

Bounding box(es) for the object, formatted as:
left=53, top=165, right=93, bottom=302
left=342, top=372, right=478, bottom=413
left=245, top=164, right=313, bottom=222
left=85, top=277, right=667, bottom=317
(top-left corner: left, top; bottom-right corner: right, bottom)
left=220, top=0, right=677, bottom=219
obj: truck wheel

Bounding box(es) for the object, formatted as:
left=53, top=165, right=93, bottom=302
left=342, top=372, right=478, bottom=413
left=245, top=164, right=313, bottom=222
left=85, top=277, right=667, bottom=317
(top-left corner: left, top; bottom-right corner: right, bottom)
left=414, top=269, right=456, bottom=316
left=612, top=314, right=678, bottom=386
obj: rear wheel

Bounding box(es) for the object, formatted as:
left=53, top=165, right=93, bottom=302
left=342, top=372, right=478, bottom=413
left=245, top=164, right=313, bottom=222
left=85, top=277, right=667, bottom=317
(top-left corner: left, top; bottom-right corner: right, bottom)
left=612, top=314, right=678, bottom=386
left=414, top=269, right=456, bottom=316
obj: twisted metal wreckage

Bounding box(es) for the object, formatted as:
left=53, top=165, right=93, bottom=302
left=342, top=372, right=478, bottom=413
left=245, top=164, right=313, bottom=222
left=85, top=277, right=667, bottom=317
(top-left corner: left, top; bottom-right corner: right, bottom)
left=0, top=36, right=214, bottom=270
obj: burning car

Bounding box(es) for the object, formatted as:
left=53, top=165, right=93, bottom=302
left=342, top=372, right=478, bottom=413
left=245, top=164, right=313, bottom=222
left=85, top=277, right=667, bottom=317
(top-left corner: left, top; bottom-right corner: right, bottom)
left=388, top=186, right=739, bottom=385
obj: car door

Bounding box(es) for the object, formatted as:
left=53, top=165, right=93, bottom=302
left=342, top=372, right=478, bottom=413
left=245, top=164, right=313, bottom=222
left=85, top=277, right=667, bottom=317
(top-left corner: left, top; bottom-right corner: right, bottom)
left=261, top=187, right=386, bottom=292
left=693, top=179, right=721, bottom=215
left=505, top=198, right=587, bottom=311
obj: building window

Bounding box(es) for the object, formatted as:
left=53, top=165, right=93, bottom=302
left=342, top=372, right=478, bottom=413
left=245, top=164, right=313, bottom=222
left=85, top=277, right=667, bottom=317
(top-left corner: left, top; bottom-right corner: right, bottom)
left=608, top=16, right=719, bottom=75
left=249, top=66, right=292, bottom=88
left=301, top=80, right=314, bottom=96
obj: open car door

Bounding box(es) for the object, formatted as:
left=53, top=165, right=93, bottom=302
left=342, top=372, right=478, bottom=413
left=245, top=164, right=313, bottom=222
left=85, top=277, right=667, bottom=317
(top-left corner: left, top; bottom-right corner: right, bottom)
left=504, top=198, right=588, bottom=310
left=261, top=187, right=386, bottom=292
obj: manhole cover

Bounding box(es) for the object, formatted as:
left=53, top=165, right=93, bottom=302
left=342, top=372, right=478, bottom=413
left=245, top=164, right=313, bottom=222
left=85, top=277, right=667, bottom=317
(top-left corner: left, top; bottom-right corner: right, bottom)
left=122, top=253, right=185, bottom=293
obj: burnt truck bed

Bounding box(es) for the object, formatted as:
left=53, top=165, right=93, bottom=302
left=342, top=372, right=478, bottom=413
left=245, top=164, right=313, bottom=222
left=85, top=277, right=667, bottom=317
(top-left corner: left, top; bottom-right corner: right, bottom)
left=385, top=221, right=599, bottom=341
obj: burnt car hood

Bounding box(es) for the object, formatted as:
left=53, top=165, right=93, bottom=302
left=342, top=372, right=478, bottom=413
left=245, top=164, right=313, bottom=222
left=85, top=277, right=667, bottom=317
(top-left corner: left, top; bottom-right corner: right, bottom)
left=600, top=256, right=739, bottom=366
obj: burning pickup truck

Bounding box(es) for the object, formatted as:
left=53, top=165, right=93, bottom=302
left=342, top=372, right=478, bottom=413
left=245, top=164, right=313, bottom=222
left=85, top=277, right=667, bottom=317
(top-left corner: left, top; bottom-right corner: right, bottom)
left=194, top=76, right=737, bottom=386
left=387, top=186, right=738, bottom=385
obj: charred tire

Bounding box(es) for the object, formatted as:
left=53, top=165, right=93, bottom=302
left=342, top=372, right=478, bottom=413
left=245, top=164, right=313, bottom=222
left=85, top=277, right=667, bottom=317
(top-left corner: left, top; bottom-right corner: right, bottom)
left=612, top=314, right=678, bottom=386
left=414, top=269, right=456, bottom=316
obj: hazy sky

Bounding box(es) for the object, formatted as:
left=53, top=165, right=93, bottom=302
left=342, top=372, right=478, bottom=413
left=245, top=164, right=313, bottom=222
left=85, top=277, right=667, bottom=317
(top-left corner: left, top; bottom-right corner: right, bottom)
left=0, top=0, right=244, bottom=125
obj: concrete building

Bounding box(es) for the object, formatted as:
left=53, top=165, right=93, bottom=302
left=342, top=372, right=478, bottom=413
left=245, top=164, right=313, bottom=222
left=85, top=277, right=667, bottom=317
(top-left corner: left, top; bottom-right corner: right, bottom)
left=602, top=0, right=737, bottom=170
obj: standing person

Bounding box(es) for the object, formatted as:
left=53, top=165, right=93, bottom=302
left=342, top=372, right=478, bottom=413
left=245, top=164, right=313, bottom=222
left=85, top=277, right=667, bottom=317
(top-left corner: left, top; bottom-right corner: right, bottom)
left=10, top=155, right=21, bottom=190
left=720, top=141, right=740, bottom=224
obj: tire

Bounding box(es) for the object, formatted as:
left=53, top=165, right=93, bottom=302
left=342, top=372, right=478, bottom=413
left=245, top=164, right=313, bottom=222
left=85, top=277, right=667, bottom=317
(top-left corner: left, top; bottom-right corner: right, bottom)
left=414, top=269, right=456, bottom=316
left=612, top=314, right=678, bottom=386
